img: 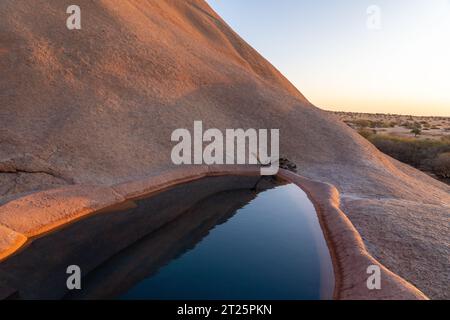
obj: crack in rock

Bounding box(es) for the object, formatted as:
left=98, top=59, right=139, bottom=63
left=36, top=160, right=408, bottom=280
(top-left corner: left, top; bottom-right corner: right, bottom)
left=0, top=155, right=74, bottom=185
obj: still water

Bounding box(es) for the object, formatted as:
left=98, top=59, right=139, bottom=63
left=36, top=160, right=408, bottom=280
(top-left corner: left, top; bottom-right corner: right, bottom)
left=120, top=182, right=334, bottom=300
left=0, top=176, right=334, bottom=300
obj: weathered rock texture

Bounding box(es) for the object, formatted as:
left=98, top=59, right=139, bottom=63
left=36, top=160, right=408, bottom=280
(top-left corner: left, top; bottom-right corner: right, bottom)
left=0, top=0, right=448, bottom=298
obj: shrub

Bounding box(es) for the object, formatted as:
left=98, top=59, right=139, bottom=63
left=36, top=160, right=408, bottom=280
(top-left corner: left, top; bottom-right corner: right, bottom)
left=401, top=122, right=411, bottom=128
left=358, top=128, right=376, bottom=139
left=353, top=119, right=370, bottom=128
left=366, top=135, right=450, bottom=169
left=402, top=121, right=422, bottom=130
left=411, top=127, right=422, bottom=137
left=433, top=153, right=450, bottom=178
left=389, top=121, right=397, bottom=127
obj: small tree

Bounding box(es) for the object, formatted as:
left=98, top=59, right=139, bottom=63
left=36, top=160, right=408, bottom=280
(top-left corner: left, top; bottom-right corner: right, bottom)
left=411, top=127, right=421, bottom=137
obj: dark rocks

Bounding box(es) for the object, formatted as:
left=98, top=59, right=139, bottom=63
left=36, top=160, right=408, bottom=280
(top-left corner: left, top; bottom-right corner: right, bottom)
left=279, top=157, right=297, bottom=173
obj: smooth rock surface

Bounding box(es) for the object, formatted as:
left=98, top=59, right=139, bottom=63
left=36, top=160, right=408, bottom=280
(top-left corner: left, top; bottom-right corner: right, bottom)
left=0, top=225, right=27, bottom=262
left=0, top=186, right=124, bottom=237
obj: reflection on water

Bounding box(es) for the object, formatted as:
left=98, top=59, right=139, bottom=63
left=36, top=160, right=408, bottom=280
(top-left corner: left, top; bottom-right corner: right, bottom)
left=119, top=184, right=334, bottom=300
left=0, top=176, right=334, bottom=300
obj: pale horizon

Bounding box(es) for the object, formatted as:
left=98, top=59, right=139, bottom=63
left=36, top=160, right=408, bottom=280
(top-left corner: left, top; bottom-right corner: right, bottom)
left=208, top=0, right=450, bottom=117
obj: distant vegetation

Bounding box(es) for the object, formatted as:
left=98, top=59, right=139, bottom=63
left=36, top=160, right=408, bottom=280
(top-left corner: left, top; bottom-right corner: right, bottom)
left=349, top=119, right=397, bottom=129
left=357, top=129, right=450, bottom=182
left=433, top=152, right=450, bottom=179
left=331, top=111, right=450, bottom=183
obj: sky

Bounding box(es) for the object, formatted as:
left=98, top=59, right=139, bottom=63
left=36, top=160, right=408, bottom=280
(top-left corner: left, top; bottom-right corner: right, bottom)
left=207, top=0, right=450, bottom=116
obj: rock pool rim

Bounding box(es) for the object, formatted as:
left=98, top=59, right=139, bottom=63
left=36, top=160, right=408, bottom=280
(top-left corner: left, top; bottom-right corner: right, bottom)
left=0, top=165, right=428, bottom=300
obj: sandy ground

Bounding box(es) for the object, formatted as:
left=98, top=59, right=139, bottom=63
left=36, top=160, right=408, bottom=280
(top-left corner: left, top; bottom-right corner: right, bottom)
left=0, top=0, right=449, bottom=298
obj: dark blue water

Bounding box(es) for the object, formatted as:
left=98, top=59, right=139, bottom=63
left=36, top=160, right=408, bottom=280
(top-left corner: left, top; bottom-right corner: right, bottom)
left=120, top=183, right=334, bottom=300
